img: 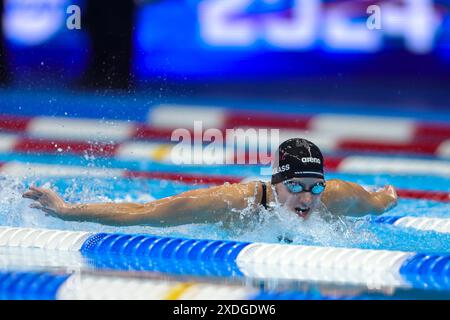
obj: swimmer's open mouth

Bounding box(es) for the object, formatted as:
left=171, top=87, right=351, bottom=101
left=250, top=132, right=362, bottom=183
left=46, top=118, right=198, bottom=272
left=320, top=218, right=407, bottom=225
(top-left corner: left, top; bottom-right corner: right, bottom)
left=295, top=207, right=310, bottom=218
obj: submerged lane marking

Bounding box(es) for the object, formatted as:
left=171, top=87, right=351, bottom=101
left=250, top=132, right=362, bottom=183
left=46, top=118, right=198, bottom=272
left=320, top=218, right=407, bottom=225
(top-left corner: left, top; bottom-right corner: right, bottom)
left=165, top=282, right=193, bottom=300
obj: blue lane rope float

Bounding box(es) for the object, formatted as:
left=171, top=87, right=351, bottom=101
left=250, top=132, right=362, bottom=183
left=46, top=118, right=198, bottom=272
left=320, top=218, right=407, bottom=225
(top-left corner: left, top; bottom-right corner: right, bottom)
left=1, top=226, right=450, bottom=292
left=373, top=216, right=450, bottom=234
left=372, top=216, right=402, bottom=225
left=80, top=233, right=249, bottom=277
left=0, top=271, right=70, bottom=300
left=1, top=270, right=449, bottom=300
left=0, top=270, right=366, bottom=300
left=80, top=233, right=250, bottom=261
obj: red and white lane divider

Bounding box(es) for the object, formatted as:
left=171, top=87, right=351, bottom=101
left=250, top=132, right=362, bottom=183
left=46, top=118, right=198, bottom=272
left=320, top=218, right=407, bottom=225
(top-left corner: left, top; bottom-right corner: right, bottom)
left=0, top=133, right=450, bottom=177
left=0, top=115, right=131, bottom=142
left=149, top=104, right=450, bottom=141
left=0, top=161, right=243, bottom=185
left=149, top=105, right=450, bottom=157
left=1, top=112, right=450, bottom=157
left=0, top=161, right=448, bottom=202
left=1, top=133, right=450, bottom=178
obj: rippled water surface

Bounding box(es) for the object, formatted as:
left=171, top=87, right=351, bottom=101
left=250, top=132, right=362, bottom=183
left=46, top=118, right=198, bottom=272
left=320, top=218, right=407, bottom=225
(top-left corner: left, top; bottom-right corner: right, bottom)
left=1, top=162, right=449, bottom=255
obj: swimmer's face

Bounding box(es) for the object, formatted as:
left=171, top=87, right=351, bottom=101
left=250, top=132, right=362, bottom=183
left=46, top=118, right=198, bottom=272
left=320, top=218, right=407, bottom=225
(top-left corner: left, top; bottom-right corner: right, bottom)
left=275, top=177, right=325, bottom=220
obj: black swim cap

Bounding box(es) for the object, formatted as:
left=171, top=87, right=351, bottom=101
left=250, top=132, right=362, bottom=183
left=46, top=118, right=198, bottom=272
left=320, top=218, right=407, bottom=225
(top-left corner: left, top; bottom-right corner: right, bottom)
left=271, top=138, right=324, bottom=184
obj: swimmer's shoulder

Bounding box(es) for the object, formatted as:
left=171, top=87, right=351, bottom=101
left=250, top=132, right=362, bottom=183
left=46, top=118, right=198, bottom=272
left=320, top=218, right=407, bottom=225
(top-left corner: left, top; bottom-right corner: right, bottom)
left=325, top=179, right=351, bottom=189
left=217, top=181, right=269, bottom=230
left=209, top=181, right=264, bottom=206
left=219, top=181, right=260, bottom=193
left=321, top=179, right=348, bottom=202
left=226, top=180, right=273, bottom=208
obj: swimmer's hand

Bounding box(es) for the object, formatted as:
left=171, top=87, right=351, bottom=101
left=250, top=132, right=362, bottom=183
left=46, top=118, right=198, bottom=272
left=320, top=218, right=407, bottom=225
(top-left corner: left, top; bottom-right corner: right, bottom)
left=380, top=185, right=398, bottom=211
left=22, top=186, right=69, bottom=217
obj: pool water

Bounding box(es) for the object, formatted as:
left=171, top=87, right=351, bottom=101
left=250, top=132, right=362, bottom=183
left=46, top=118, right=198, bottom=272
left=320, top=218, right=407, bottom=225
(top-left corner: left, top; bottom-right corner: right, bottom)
left=0, top=95, right=449, bottom=300
left=1, top=159, right=449, bottom=255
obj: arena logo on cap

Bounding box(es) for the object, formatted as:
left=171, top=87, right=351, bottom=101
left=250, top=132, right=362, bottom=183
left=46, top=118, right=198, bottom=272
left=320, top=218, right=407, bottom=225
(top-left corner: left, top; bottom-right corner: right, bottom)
left=301, top=157, right=321, bottom=164
left=170, top=121, right=280, bottom=169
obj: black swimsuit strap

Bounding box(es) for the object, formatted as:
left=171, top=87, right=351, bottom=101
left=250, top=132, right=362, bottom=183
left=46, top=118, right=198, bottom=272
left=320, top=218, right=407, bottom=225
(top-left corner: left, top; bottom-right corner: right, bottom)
left=260, top=182, right=268, bottom=209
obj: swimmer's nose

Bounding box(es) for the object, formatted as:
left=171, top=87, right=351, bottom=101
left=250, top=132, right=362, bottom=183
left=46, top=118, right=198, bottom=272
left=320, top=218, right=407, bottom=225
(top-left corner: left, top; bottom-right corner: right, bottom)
left=298, top=192, right=313, bottom=205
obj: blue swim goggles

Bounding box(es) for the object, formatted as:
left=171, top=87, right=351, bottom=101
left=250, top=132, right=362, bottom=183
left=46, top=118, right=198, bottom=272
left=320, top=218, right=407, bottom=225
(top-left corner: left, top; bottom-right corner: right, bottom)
left=283, top=180, right=326, bottom=195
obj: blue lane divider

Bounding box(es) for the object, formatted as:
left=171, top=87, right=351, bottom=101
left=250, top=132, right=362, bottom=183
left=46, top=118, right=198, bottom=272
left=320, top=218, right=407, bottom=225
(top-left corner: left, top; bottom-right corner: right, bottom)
left=0, top=270, right=370, bottom=300
left=254, top=288, right=450, bottom=300
left=372, top=215, right=450, bottom=235
left=2, top=227, right=450, bottom=292
left=0, top=272, right=69, bottom=300
left=80, top=233, right=251, bottom=261
left=252, top=290, right=387, bottom=300
left=79, top=231, right=450, bottom=290
left=399, top=254, right=450, bottom=290
left=85, top=254, right=244, bottom=278
left=252, top=290, right=327, bottom=300
left=372, top=216, right=402, bottom=225
left=1, top=270, right=448, bottom=300
left=0, top=270, right=341, bottom=300
left=80, top=233, right=251, bottom=278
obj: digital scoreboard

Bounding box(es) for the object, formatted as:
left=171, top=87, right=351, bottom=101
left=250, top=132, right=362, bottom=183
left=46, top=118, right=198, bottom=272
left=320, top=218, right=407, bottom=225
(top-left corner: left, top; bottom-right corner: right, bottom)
left=133, top=0, right=450, bottom=80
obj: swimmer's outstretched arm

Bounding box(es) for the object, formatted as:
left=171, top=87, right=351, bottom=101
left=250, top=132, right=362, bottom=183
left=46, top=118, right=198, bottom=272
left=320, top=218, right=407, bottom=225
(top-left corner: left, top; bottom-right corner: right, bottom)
left=22, top=183, right=260, bottom=227
left=322, top=180, right=398, bottom=217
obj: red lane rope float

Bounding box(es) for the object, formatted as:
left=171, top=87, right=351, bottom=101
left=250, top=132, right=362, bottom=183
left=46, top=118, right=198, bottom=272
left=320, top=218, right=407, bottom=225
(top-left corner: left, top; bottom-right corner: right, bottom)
left=2, top=113, right=450, bottom=141
left=0, top=114, right=31, bottom=133
left=338, top=140, right=442, bottom=155
left=124, top=170, right=242, bottom=185
left=415, top=123, right=450, bottom=141
left=132, top=125, right=201, bottom=141
left=13, top=138, right=119, bottom=157
left=224, top=112, right=311, bottom=130
left=4, top=135, right=448, bottom=160
left=396, top=189, right=450, bottom=202
left=324, top=156, right=345, bottom=171
left=0, top=133, right=349, bottom=169
left=1, top=114, right=450, bottom=158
